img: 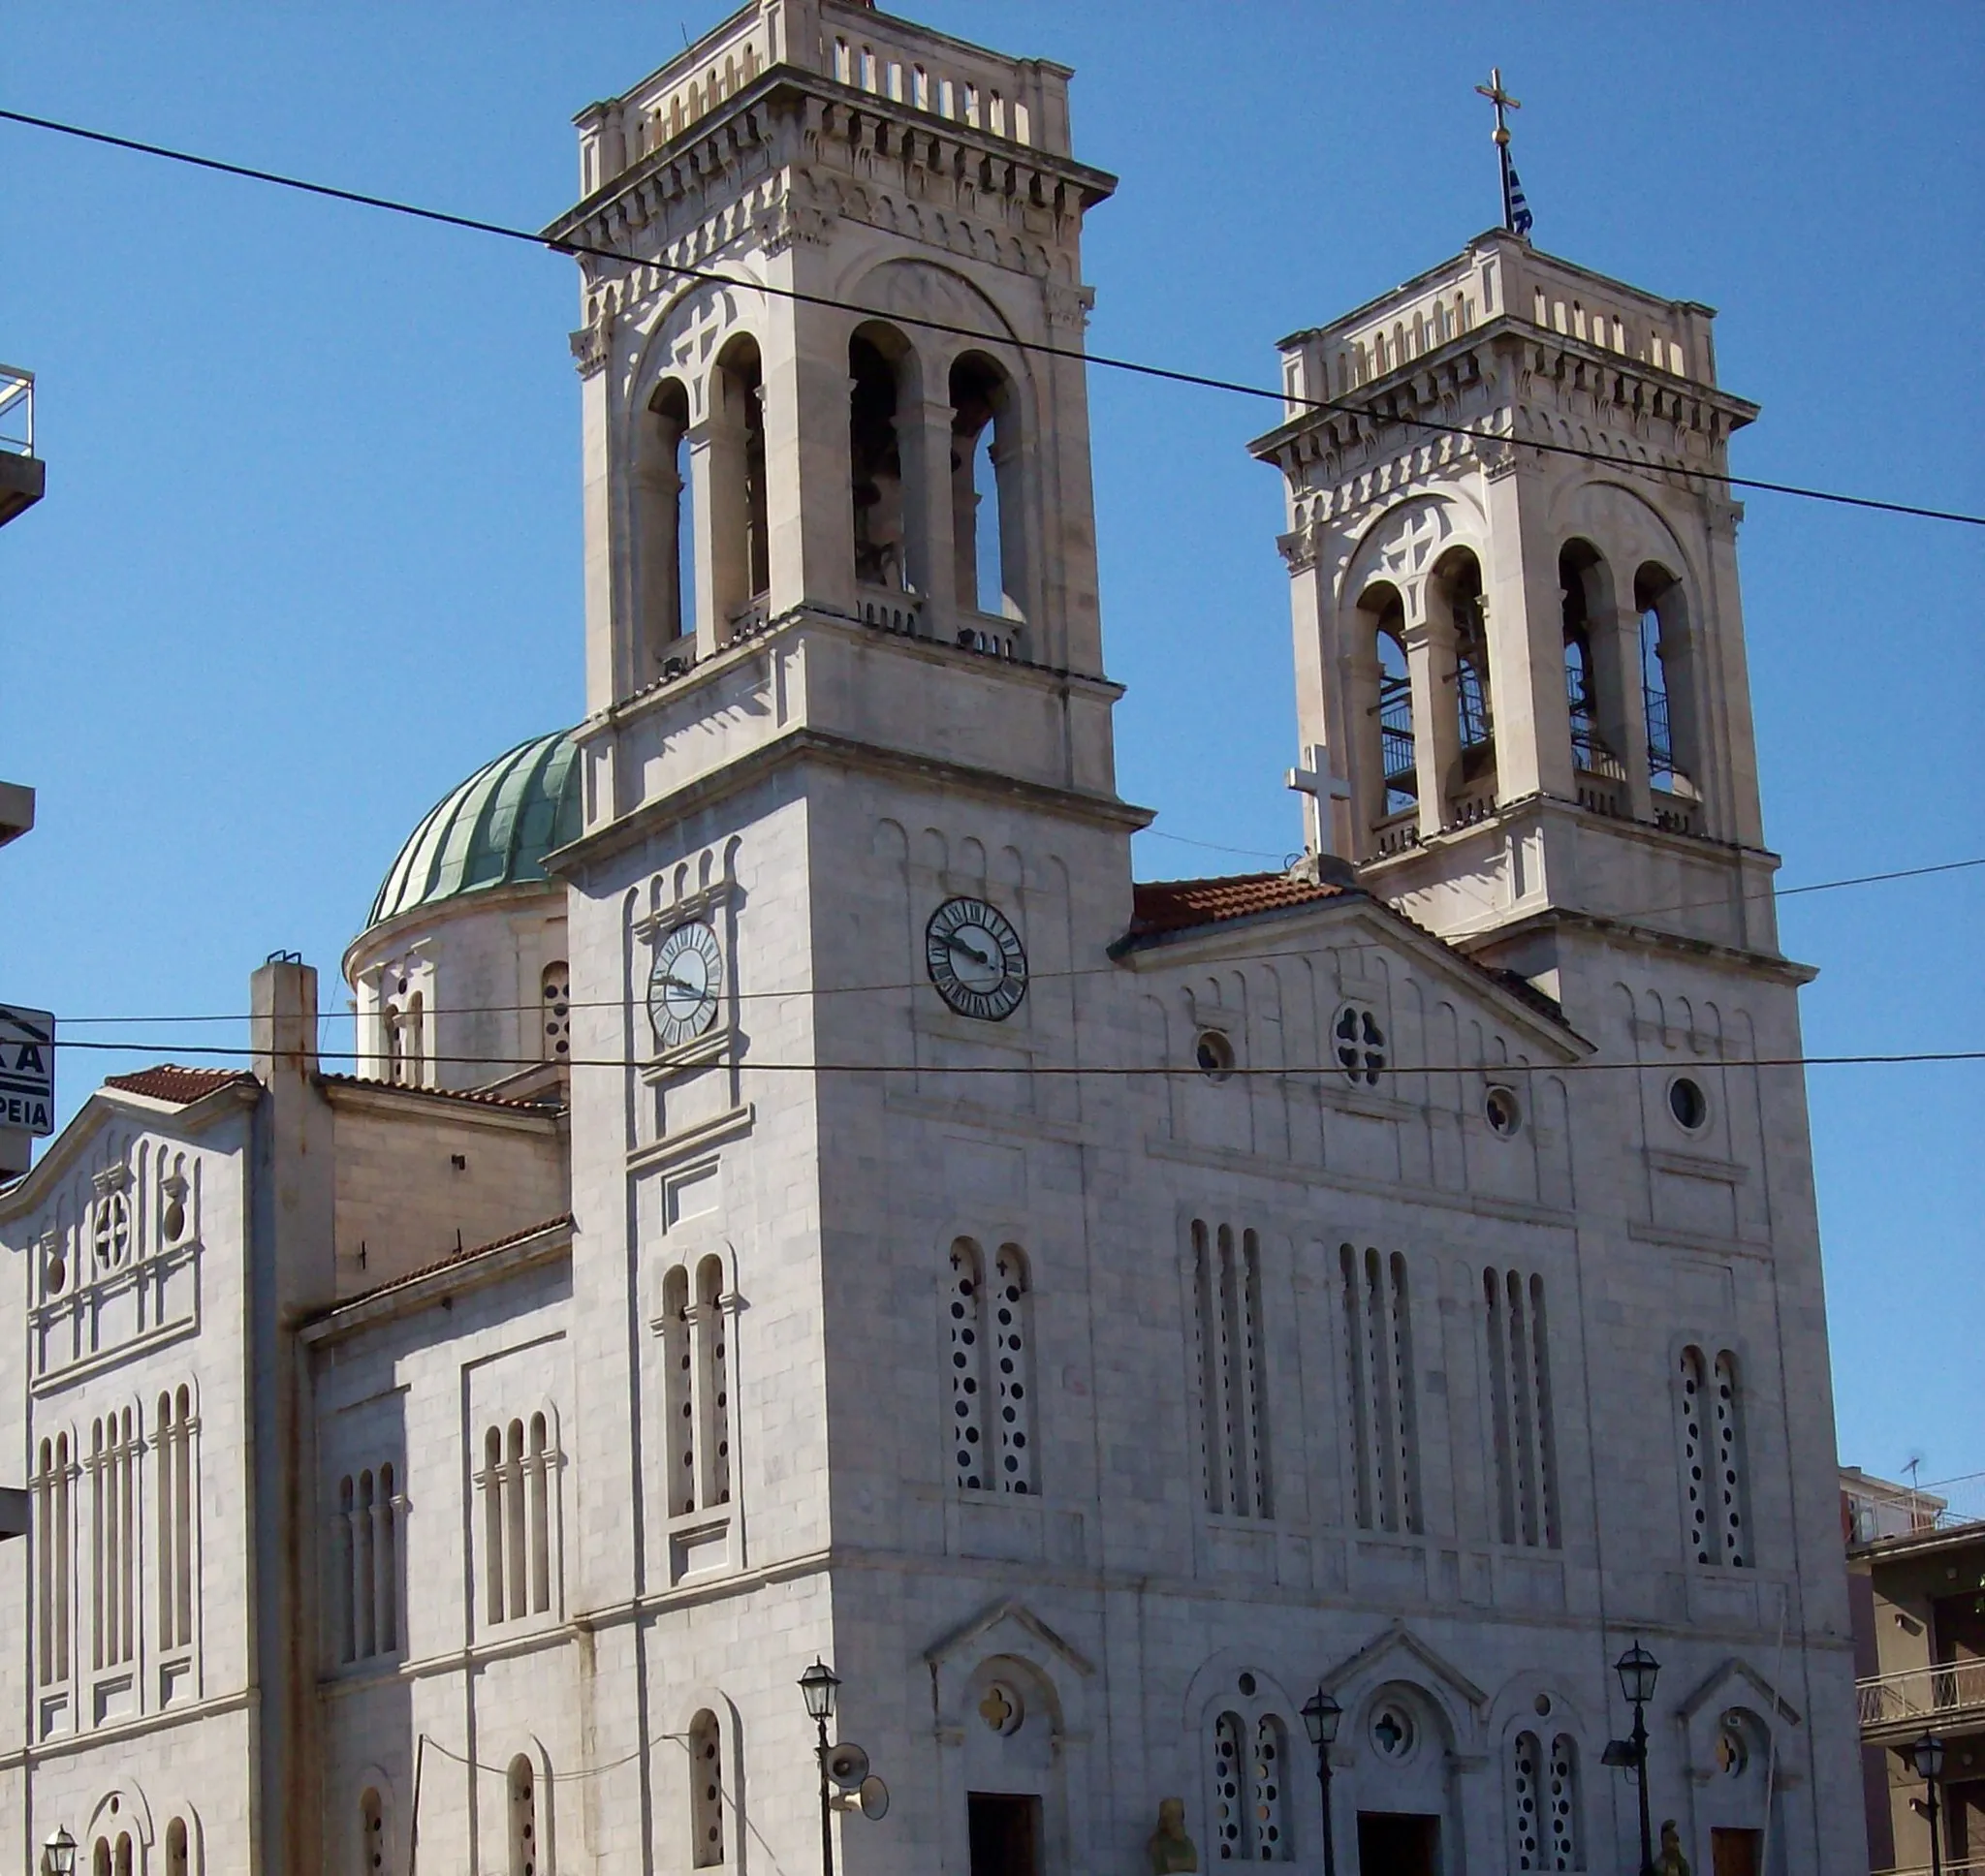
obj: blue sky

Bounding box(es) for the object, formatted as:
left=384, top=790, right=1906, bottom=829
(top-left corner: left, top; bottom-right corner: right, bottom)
left=3, top=3, right=1980, bottom=1483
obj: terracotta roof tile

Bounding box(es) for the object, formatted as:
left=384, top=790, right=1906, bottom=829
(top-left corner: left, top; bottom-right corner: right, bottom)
left=1125, top=871, right=1354, bottom=940
left=103, top=1065, right=260, bottom=1106
left=329, top=1213, right=575, bottom=1315
left=314, top=1072, right=564, bottom=1113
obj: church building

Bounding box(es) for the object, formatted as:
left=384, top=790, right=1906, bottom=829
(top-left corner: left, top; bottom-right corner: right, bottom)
left=0, top=3, right=1866, bottom=1872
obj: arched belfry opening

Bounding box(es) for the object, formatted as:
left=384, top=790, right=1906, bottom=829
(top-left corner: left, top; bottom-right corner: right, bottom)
left=1636, top=561, right=1700, bottom=807
left=637, top=378, right=693, bottom=663
left=709, top=334, right=769, bottom=636
left=1431, top=547, right=1495, bottom=821
left=950, top=351, right=1025, bottom=628
left=1351, top=580, right=1418, bottom=853
left=850, top=327, right=911, bottom=594
left=1560, top=540, right=1631, bottom=809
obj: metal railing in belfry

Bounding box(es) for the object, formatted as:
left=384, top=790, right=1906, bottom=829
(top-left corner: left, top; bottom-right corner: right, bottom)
left=0, top=366, right=33, bottom=457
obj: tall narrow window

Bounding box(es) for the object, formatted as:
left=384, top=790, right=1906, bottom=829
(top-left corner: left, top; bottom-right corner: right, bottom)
left=663, top=1266, right=697, bottom=1516
left=1561, top=542, right=1626, bottom=794
left=711, top=336, right=769, bottom=631
left=508, top=1756, right=539, bottom=1876
left=1637, top=564, right=1698, bottom=799
left=355, top=1469, right=377, bottom=1659
left=335, top=1474, right=357, bottom=1662
left=92, top=1405, right=140, bottom=1670
left=359, top=1790, right=385, bottom=1875
left=1252, top=1715, right=1290, bottom=1860
left=113, top=1836, right=133, bottom=1876
left=1193, top=1222, right=1271, bottom=1517
left=695, top=1257, right=732, bottom=1508
left=527, top=1414, right=551, bottom=1615
left=540, top=963, right=571, bottom=1061
left=1377, top=625, right=1416, bottom=816
left=689, top=1707, right=725, bottom=1867
left=1547, top=1735, right=1583, bottom=1868
left=334, top=1461, right=399, bottom=1662
left=1339, top=1246, right=1419, bottom=1533
left=850, top=332, right=908, bottom=592
left=1712, top=1351, right=1749, bottom=1567
left=1212, top=1711, right=1246, bottom=1860
left=948, top=1239, right=989, bottom=1491
left=951, top=352, right=1025, bottom=625
left=990, top=1244, right=1035, bottom=1493
left=505, top=1420, right=527, bottom=1618
left=641, top=378, right=693, bottom=658
left=376, top=1461, right=399, bottom=1653
left=1484, top=1271, right=1560, bottom=1548
left=165, top=1817, right=191, bottom=1876
left=34, top=1431, right=72, bottom=1686
left=1515, top=1732, right=1584, bottom=1868
left=483, top=1426, right=507, bottom=1624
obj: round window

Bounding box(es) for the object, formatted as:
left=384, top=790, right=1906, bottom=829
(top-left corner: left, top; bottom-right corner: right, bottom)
left=1485, top=1086, right=1522, bottom=1137
left=1668, top=1076, right=1710, bottom=1132
left=1195, top=1029, right=1236, bottom=1082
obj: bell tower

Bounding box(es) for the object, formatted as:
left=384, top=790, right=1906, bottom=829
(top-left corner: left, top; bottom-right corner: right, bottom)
left=546, top=0, right=1124, bottom=836
left=1251, top=232, right=1784, bottom=983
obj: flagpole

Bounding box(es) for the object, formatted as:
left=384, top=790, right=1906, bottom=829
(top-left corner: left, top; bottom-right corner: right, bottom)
left=1497, top=135, right=1515, bottom=234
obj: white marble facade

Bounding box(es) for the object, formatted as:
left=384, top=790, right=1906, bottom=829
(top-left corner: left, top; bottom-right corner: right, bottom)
left=0, top=3, right=1864, bottom=1872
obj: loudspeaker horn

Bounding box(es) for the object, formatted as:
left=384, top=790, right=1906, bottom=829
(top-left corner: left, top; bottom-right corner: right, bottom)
left=858, top=1774, right=891, bottom=1822
left=825, top=1741, right=870, bottom=1792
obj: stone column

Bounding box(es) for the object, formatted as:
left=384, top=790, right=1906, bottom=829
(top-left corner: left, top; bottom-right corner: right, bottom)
left=1479, top=453, right=1575, bottom=802
left=1600, top=603, right=1654, bottom=822
left=901, top=393, right=959, bottom=633
left=1405, top=598, right=1457, bottom=842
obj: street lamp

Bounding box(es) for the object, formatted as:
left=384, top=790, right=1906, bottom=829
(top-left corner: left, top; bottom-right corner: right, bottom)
left=1611, top=1641, right=1661, bottom=1876
left=41, top=1829, right=77, bottom=1876
left=1909, top=1731, right=1947, bottom=1876
left=1299, top=1689, right=1342, bottom=1876
left=799, top=1659, right=842, bottom=1876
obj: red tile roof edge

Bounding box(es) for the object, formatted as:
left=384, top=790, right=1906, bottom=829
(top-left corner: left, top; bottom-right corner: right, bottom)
left=320, top=1212, right=576, bottom=1318
left=1123, top=871, right=1356, bottom=940
left=102, top=1065, right=261, bottom=1106
left=314, top=1071, right=565, bottom=1114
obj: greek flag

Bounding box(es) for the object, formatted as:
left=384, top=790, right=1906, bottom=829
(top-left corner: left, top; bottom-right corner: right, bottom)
left=1508, top=163, right=1534, bottom=237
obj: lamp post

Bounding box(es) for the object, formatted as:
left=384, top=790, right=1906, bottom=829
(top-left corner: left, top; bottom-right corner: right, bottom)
left=41, top=1829, right=77, bottom=1876
left=1910, top=1731, right=1947, bottom=1876
left=1612, top=1641, right=1661, bottom=1876
left=1299, top=1689, right=1342, bottom=1876
left=799, top=1658, right=841, bottom=1876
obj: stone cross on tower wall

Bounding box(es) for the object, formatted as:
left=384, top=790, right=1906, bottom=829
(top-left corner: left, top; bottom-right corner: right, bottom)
left=1285, top=742, right=1352, bottom=859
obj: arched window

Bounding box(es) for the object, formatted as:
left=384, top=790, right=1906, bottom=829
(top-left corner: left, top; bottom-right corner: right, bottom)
left=92, top=1840, right=110, bottom=1876
left=114, top=1834, right=133, bottom=1876
left=1484, top=1270, right=1560, bottom=1549
left=359, top=1790, right=385, bottom=1874
left=1210, top=1706, right=1293, bottom=1860
left=950, top=352, right=1026, bottom=627
left=694, top=1257, right=732, bottom=1509
left=1678, top=1346, right=1749, bottom=1567
left=640, top=378, right=694, bottom=660
left=505, top=1420, right=528, bottom=1618
left=1339, top=1246, right=1419, bottom=1533
left=1192, top=1222, right=1270, bottom=1518
left=946, top=1238, right=1036, bottom=1494
left=335, top=1473, right=357, bottom=1662
left=1636, top=563, right=1699, bottom=800
left=850, top=331, right=909, bottom=592
left=165, top=1816, right=192, bottom=1876
left=947, top=1239, right=988, bottom=1490
left=1514, top=1729, right=1583, bottom=1868
left=376, top=1461, right=399, bottom=1652
left=482, top=1425, right=507, bottom=1624
left=540, top=962, right=571, bottom=1061
left=1376, top=622, right=1417, bottom=818
left=710, top=336, right=769, bottom=634
left=527, top=1414, right=551, bottom=1614
left=663, top=1266, right=697, bottom=1516
left=34, top=1429, right=72, bottom=1687
left=1434, top=549, right=1495, bottom=816
left=1560, top=542, right=1623, bottom=785
left=334, top=1458, right=400, bottom=1662
left=689, top=1707, right=725, bottom=1867
left=508, top=1755, right=539, bottom=1876
left=92, top=1403, right=140, bottom=1670
left=356, top=1469, right=377, bottom=1659
left=381, top=970, right=427, bottom=1088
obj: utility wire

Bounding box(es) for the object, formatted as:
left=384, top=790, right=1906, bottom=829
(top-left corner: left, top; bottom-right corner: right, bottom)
left=2, top=105, right=1979, bottom=529
left=51, top=1034, right=1985, bottom=1078
left=47, top=854, right=1985, bottom=1028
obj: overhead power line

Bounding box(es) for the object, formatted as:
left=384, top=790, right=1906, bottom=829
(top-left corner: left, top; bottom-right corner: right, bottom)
left=2, top=106, right=1979, bottom=529
left=47, top=854, right=1985, bottom=1029
left=49, top=1034, right=1985, bottom=1079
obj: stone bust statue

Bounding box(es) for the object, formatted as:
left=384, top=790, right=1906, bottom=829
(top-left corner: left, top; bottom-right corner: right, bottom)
left=1147, top=1797, right=1199, bottom=1873
left=1654, top=1819, right=1692, bottom=1876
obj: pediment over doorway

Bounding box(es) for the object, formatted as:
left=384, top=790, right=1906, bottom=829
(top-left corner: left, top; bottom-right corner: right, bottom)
left=925, top=1597, right=1096, bottom=1679
left=1320, top=1619, right=1491, bottom=1721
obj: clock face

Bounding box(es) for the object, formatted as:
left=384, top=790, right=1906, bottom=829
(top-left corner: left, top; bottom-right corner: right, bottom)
left=647, top=920, right=724, bottom=1050
left=925, top=896, right=1028, bottom=1021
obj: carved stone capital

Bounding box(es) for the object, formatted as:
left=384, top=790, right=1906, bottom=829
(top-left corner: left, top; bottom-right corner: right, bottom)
left=571, top=319, right=613, bottom=380
left=1042, top=279, right=1094, bottom=332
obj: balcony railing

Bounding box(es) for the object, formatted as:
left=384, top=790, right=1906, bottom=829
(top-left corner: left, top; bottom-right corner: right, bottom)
left=1857, top=1659, right=1985, bottom=1734
left=0, top=365, right=32, bottom=455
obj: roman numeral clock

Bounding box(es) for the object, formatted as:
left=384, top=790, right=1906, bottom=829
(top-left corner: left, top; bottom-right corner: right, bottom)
left=925, top=896, right=1028, bottom=1022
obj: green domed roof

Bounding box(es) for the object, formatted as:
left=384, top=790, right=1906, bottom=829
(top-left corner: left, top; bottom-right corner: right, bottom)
left=366, top=729, right=581, bottom=930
